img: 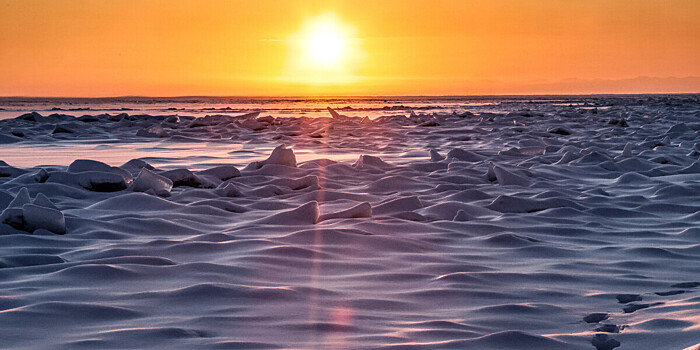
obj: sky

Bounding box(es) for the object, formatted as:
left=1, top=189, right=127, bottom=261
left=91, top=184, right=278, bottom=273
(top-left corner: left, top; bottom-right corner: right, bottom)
left=0, top=0, right=699, bottom=96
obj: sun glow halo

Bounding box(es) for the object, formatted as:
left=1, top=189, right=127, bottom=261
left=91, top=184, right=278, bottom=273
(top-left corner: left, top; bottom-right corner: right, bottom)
left=305, top=20, right=347, bottom=67
left=281, top=14, right=364, bottom=86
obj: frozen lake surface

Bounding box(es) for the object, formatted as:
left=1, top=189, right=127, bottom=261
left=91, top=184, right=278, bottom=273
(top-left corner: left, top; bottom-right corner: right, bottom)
left=1, top=95, right=699, bottom=349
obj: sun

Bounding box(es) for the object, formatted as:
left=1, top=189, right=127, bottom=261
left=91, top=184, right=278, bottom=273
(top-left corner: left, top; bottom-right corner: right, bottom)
left=281, top=14, right=365, bottom=86
left=304, top=19, right=348, bottom=68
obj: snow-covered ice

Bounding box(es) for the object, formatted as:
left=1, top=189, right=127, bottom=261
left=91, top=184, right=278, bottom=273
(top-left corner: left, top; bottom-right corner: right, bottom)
left=0, top=95, right=700, bottom=349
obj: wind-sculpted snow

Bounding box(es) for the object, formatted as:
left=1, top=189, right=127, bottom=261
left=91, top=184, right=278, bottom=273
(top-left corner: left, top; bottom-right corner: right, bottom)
left=1, top=95, right=700, bottom=349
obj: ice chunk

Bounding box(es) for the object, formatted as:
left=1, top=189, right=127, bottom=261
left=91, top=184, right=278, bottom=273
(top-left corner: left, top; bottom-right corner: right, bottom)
left=327, top=107, right=343, bottom=119
left=666, top=123, right=692, bottom=134
left=46, top=171, right=128, bottom=192
left=159, top=169, right=204, bottom=188
left=215, top=183, right=243, bottom=197
left=130, top=168, right=173, bottom=195
left=17, top=112, right=43, bottom=122
left=353, top=155, right=391, bottom=169
left=661, top=135, right=671, bottom=146
left=257, top=115, right=275, bottom=124
left=0, top=165, right=27, bottom=177
left=590, top=334, right=620, bottom=350
left=492, top=164, right=530, bottom=187
left=52, top=124, right=75, bottom=134
left=275, top=176, right=319, bottom=191
left=7, top=187, right=31, bottom=208
left=68, top=159, right=132, bottom=181
left=554, top=151, right=581, bottom=164
left=136, top=124, right=169, bottom=138
left=453, top=209, right=471, bottom=222
left=547, top=127, right=572, bottom=135
left=197, top=165, right=241, bottom=181
left=621, top=142, right=634, bottom=157
left=0, top=188, right=31, bottom=227
left=32, top=193, right=58, bottom=210
left=0, top=134, right=22, bottom=144
left=258, top=201, right=319, bottom=225
left=77, top=115, right=99, bottom=122
left=68, top=159, right=111, bottom=173
left=0, top=208, right=24, bottom=229
left=1, top=189, right=66, bottom=234
left=120, top=159, right=155, bottom=175
left=81, top=173, right=129, bottom=192
left=22, top=204, right=66, bottom=235
left=246, top=145, right=297, bottom=170
left=265, top=145, right=297, bottom=167
left=429, top=149, right=445, bottom=162
left=373, top=196, right=422, bottom=215
left=107, top=113, right=127, bottom=121
left=419, top=118, right=440, bottom=127
left=33, top=169, right=49, bottom=183
left=318, top=202, right=372, bottom=222
left=234, top=111, right=261, bottom=119
left=240, top=119, right=265, bottom=131
left=447, top=148, right=486, bottom=162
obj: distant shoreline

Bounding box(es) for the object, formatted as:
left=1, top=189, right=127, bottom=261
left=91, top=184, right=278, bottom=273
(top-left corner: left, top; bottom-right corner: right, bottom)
left=1, top=93, right=698, bottom=101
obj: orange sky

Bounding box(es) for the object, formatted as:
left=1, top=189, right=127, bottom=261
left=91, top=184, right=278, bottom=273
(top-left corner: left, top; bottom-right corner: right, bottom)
left=1, top=0, right=699, bottom=96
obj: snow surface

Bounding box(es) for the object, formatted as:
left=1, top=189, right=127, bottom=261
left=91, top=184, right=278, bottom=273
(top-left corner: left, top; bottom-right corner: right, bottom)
left=1, top=95, right=700, bottom=349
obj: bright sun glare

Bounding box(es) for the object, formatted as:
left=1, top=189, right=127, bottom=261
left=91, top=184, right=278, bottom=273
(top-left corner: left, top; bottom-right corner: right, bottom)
left=282, top=14, right=364, bottom=86
left=304, top=20, right=347, bottom=67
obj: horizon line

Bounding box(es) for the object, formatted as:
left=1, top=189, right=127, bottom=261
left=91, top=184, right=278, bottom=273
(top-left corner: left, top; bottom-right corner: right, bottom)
left=1, top=92, right=699, bottom=100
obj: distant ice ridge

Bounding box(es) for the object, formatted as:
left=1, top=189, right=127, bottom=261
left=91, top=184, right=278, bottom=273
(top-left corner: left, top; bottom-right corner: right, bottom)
left=0, top=105, right=483, bottom=145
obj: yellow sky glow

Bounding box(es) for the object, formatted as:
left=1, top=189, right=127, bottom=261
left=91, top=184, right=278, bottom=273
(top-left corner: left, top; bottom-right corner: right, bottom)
left=0, top=0, right=698, bottom=96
